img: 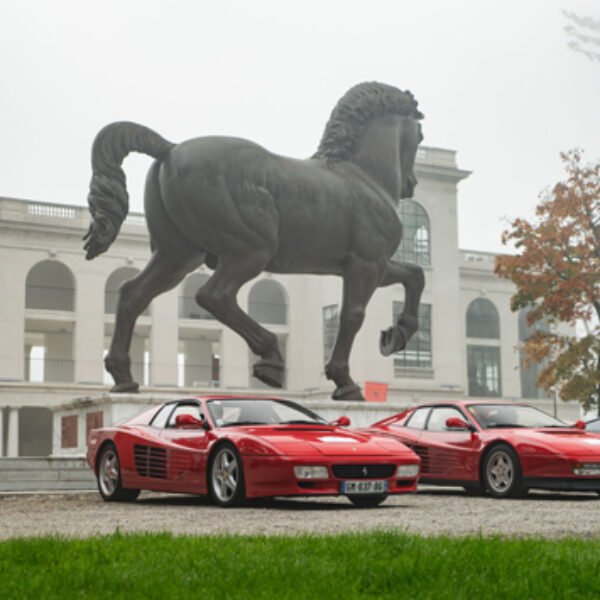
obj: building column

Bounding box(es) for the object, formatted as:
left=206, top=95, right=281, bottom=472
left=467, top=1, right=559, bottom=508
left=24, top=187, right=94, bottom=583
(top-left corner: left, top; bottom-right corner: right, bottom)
left=0, top=409, right=4, bottom=456
left=220, top=328, right=250, bottom=389
left=74, top=269, right=105, bottom=384
left=0, top=263, right=25, bottom=382
left=46, top=332, right=74, bottom=383
left=184, top=338, right=213, bottom=387
left=150, top=288, right=179, bottom=387
left=6, top=407, right=19, bottom=457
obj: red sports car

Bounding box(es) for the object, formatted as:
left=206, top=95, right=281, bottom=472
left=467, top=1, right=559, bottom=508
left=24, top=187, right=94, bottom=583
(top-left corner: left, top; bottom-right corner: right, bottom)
left=87, top=395, right=420, bottom=507
left=367, top=400, right=600, bottom=498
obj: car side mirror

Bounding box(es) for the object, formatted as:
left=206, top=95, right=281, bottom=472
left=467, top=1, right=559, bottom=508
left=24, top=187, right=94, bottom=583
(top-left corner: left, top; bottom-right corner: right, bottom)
left=175, top=414, right=205, bottom=428
left=574, top=420, right=586, bottom=430
left=446, top=417, right=473, bottom=431
left=329, top=415, right=351, bottom=427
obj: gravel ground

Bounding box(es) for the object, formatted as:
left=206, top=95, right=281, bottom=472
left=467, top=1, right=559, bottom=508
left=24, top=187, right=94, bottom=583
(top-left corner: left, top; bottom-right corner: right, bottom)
left=1, top=486, right=599, bottom=539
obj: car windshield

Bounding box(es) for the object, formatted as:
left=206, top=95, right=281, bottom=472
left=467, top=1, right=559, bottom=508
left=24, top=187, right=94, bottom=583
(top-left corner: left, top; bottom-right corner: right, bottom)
left=206, top=398, right=327, bottom=428
left=587, top=419, right=600, bottom=433
left=467, top=404, right=567, bottom=429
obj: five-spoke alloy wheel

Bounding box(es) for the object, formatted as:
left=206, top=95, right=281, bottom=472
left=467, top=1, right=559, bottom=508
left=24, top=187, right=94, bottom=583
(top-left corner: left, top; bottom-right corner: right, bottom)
left=97, top=444, right=140, bottom=502
left=208, top=443, right=246, bottom=507
left=483, top=444, right=524, bottom=498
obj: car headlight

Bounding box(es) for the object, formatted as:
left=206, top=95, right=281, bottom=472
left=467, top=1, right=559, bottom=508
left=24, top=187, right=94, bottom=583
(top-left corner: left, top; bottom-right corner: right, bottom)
left=294, top=466, right=329, bottom=479
left=396, top=464, right=419, bottom=478
left=573, top=463, right=600, bottom=476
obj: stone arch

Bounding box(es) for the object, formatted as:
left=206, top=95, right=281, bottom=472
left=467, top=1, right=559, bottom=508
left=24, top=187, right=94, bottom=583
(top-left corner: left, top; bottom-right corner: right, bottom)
left=248, top=279, right=288, bottom=325
left=25, top=260, right=75, bottom=311
left=105, top=267, right=149, bottom=315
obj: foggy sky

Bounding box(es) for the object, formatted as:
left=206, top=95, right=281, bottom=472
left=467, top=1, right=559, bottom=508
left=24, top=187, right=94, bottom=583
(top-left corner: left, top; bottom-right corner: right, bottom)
left=1, top=0, right=599, bottom=253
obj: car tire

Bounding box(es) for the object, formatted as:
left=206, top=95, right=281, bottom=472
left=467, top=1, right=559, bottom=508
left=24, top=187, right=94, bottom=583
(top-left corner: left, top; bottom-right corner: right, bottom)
left=97, top=444, right=140, bottom=502
left=347, top=494, right=388, bottom=508
left=482, top=444, right=524, bottom=499
left=463, top=483, right=484, bottom=496
left=208, top=443, right=246, bottom=507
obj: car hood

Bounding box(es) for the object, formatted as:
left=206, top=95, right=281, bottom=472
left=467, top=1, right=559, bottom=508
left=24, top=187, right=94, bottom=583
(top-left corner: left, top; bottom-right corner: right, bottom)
left=238, top=426, right=415, bottom=457
left=505, top=428, right=600, bottom=456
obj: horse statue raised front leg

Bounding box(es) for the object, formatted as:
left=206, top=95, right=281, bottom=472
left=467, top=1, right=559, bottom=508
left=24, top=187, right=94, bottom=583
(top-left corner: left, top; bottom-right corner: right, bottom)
left=83, top=81, right=425, bottom=400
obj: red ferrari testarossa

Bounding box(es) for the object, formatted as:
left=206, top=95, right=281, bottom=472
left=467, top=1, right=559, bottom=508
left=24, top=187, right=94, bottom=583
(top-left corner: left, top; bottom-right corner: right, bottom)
left=87, top=395, right=420, bottom=507
left=367, top=400, right=600, bottom=498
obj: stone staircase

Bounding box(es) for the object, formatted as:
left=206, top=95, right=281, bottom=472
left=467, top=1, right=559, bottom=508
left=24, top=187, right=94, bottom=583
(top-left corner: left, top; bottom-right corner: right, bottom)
left=0, top=457, right=96, bottom=492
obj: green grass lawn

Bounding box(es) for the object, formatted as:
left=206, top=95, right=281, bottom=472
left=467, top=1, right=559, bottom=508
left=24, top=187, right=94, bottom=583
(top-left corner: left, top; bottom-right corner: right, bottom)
left=1, top=531, right=599, bottom=599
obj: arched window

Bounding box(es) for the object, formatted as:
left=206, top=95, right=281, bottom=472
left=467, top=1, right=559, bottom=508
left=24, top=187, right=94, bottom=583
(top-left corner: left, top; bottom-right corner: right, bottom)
left=179, top=273, right=214, bottom=320
left=248, top=280, right=287, bottom=325
left=393, top=301, right=432, bottom=372
left=466, top=298, right=499, bottom=339
left=105, top=268, right=149, bottom=315
left=26, top=260, right=75, bottom=311
left=393, top=200, right=431, bottom=265
left=466, top=298, right=501, bottom=397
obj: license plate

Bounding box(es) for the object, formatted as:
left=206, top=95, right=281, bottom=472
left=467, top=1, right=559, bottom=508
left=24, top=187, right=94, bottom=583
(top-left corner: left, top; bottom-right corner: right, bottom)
left=341, top=480, right=387, bottom=494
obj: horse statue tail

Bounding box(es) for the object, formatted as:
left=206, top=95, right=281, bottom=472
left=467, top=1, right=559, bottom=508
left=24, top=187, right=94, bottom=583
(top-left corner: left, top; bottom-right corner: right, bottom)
left=83, top=121, right=175, bottom=260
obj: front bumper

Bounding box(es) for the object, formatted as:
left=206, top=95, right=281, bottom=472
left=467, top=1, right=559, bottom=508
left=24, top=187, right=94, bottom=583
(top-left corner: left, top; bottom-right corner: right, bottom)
left=242, top=455, right=420, bottom=499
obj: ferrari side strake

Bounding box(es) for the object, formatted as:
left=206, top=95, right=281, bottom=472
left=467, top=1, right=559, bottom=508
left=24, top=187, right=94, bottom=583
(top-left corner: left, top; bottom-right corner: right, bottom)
left=366, top=400, right=600, bottom=499
left=87, top=395, right=420, bottom=508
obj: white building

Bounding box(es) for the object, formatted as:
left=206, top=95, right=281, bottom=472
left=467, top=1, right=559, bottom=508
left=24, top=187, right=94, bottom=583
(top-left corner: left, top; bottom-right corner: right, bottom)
left=0, top=145, right=577, bottom=457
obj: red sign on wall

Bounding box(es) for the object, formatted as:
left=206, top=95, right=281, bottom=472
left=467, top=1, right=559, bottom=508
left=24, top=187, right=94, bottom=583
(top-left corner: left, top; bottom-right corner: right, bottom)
left=61, top=415, right=78, bottom=448
left=364, top=381, right=388, bottom=403
left=86, top=411, right=104, bottom=443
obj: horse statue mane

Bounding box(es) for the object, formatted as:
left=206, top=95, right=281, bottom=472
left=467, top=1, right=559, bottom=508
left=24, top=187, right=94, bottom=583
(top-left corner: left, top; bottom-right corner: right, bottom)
left=314, top=82, right=424, bottom=164
left=84, top=81, right=426, bottom=401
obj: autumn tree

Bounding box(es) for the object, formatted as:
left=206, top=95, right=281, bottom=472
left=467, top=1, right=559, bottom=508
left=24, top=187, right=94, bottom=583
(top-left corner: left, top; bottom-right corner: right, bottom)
left=495, top=150, right=600, bottom=413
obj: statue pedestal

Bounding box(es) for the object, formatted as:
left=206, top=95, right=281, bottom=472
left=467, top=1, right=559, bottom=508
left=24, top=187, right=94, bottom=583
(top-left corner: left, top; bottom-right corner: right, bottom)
left=50, top=392, right=410, bottom=456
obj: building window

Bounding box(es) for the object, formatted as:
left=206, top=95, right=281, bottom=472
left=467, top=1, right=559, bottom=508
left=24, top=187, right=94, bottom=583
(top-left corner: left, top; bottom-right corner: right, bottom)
left=26, top=260, right=75, bottom=311
left=393, top=302, right=432, bottom=370
left=518, top=309, right=548, bottom=400
left=393, top=200, right=431, bottom=265
left=179, top=273, right=214, bottom=320
left=467, top=345, right=502, bottom=397
left=323, top=304, right=339, bottom=364
left=466, top=298, right=499, bottom=339
left=248, top=280, right=287, bottom=325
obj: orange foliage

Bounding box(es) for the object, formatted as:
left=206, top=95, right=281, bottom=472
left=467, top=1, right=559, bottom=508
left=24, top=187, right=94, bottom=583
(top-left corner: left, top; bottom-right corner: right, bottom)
left=495, top=150, right=600, bottom=411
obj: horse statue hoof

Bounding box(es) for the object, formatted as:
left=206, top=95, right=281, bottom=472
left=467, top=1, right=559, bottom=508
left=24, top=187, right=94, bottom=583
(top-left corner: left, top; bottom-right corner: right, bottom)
left=110, top=381, right=140, bottom=393
left=253, top=360, right=284, bottom=388
left=380, top=327, right=407, bottom=356
left=332, top=384, right=365, bottom=401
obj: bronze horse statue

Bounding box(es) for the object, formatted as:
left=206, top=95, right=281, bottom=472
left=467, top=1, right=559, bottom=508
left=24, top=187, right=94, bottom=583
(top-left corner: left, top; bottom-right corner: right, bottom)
left=84, top=81, right=425, bottom=401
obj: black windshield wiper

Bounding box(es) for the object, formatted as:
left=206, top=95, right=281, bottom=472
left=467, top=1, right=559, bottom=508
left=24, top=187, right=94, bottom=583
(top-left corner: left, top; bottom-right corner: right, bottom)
left=279, top=419, right=324, bottom=425
left=535, top=424, right=569, bottom=428
left=219, top=421, right=264, bottom=428
left=485, top=423, right=526, bottom=429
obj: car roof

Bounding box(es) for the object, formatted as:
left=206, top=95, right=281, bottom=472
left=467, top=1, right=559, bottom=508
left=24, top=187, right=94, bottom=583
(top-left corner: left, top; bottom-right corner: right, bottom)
left=167, top=395, right=285, bottom=404
left=408, top=399, right=529, bottom=410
